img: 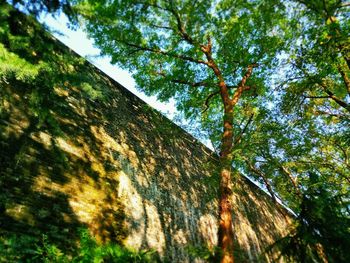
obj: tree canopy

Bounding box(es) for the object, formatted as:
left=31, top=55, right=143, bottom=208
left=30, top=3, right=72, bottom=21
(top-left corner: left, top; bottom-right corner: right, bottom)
left=5, top=0, right=350, bottom=262
left=70, top=0, right=350, bottom=262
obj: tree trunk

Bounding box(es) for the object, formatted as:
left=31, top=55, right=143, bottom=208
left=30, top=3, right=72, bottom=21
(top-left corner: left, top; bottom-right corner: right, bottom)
left=214, top=64, right=254, bottom=263
left=202, top=42, right=255, bottom=262
left=218, top=107, right=235, bottom=263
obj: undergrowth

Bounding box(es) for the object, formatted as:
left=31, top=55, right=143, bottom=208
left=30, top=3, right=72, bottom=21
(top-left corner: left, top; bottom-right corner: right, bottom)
left=0, top=229, right=159, bottom=262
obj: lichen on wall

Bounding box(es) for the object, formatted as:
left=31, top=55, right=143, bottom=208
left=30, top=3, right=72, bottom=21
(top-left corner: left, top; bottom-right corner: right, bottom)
left=0, top=5, right=292, bottom=262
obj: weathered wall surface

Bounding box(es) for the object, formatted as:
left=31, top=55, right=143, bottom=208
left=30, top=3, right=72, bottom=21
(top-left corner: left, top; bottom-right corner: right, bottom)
left=0, top=7, right=291, bottom=262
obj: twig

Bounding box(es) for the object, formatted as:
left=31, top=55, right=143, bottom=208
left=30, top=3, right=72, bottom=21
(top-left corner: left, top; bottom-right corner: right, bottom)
left=233, top=113, right=254, bottom=145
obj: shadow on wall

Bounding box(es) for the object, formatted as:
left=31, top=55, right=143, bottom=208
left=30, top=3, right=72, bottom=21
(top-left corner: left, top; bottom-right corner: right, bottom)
left=0, top=5, right=291, bottom=262
left=0, top=6, right=128, bottom=259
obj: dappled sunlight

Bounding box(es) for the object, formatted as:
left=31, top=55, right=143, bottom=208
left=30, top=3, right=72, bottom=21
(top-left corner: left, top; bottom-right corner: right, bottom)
left=0, top=8, right=292, bottom=262
left=144, top=200, right=166, bottom=255
left=5, top=204, right=35, bottom=226
left=230, top=178, right=292, bottom=261
left=198, top=214, right=218, bottom=248
left=118, top=172, right=146, bottom=249
left=56, top=137, right=86, bottom=160
left=173, top=229, right=187, bottom=245
left=1, top=90, right=30, bottom=139
left=234, top=210, right=262, bottom=258
left=1, top=75, right=292, bottom=261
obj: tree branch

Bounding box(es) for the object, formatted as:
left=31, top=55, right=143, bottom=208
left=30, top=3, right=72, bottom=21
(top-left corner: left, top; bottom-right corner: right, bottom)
left=333, top=140, right=350, bottom=168
left=136, top=1, right=171, bottom=13
left=201, top=85, right=244, bottom=113
left=202, top=91, right=220, bottom=113
left=140, top=0, right=200, bottom=47
left=148, top=23, right=174, bottom=31
left=303, top=95, right=330, bottom=99
left=319, top=82, right=350, bottom=112
left=337, top=63, right=350, bottom=95
left=121, top=41, right=208, bottom=65
left=200, top=36, right=233, bottom=108
left=341, top=2, right=350, bottom=7
left=155, top=71, right=209, bottom=87
left=171, top=79, right=208, bottom=87
left=244, top=158, right=278, bottom=204
left=280, top=165, right=302, bottom=198
left=312, top=109, right=350, bottom=118
left=231, top=64, right=258, bottom=106
left=297, top=65, right=350, bottom=112
left=233, top=113, right=254, bottom=145
left=168, top=0, right=197, bottom=45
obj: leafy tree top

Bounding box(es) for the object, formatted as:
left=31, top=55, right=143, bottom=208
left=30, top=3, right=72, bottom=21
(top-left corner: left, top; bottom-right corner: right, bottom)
left=75, top=0, right=288, bottom=115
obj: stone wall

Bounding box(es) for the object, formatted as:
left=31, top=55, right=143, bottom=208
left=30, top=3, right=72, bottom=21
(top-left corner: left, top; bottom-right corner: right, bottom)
left=0, top=7, right=291, bottom=262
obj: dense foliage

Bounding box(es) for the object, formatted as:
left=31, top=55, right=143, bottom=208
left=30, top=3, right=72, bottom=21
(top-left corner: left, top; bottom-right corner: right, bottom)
left=72, top=1, right=291, bottom=261
left=67, top=0, right=349, bottom=261
left=5, top=0, right=77, bottom=21
left=2, top=0, right=350, bottom=262
left=1, top=228, right=158, bottom=262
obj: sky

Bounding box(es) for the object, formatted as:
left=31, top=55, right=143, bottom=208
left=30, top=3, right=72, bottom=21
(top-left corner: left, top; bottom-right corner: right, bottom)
left=39, top=13, right=177, bottom=119
left=34, top=8, right=287, bottom=206
left=38, top=13, right=216, bottom=149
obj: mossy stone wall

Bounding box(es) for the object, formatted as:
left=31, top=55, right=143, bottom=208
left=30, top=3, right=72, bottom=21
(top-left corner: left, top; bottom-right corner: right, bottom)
left=0, top=6, right=291, bottom=262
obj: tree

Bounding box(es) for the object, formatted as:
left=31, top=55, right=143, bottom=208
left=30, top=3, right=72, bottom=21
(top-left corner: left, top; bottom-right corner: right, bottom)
left=5, top=0, right=76, bottom=20
left=282, top=0, right=350, bottom=116
left=270, top=172, right=350, bottom=262
left=73, top=0, right=288, bottom=261
left=5, top=0, right=349, bottom=260
left=235, top=1, right=350, bottom=260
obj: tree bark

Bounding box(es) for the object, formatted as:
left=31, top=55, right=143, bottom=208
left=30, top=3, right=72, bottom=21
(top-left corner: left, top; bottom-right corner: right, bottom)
left=214, top=64, right=255, bottom=263
left=218, top=103, right=235, bottom=263
left=198, top=37, right=236, bottom=262
left=200, top=36, right=256, bottom=262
